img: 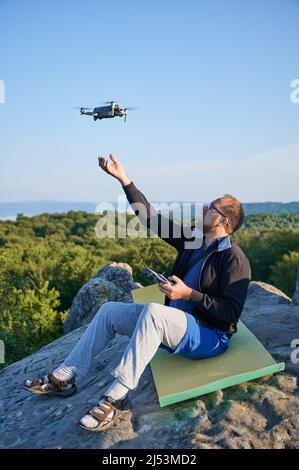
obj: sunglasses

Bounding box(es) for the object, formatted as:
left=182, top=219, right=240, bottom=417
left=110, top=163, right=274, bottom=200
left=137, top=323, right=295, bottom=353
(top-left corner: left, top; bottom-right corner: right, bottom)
left=204, top=202, right=228, bottom=219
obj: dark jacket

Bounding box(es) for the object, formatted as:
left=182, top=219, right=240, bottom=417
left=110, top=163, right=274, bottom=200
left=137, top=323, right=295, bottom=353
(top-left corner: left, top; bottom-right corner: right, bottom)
left=123, top=181, right=251, bottom=336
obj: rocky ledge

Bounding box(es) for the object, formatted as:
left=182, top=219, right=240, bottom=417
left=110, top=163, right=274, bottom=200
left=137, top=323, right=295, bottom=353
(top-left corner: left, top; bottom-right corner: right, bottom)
left=0, top=265, right=298, bottom=449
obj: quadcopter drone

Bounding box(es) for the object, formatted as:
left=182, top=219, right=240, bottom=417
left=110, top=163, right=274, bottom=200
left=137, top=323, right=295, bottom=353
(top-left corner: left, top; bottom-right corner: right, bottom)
left=76, top=101, right=132, bottom=122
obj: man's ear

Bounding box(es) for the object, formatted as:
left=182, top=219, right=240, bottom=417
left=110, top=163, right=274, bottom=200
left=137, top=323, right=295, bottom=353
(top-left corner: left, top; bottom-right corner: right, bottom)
left=221, top=216, right=229, bottom=227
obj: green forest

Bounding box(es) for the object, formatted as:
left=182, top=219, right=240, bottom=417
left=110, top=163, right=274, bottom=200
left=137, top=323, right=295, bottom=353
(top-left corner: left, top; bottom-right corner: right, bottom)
left=0, top=210, right=299, bottom=368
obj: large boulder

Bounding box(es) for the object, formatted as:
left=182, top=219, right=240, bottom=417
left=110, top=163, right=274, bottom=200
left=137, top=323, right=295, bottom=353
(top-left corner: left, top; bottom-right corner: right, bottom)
left=0, top=280, right=298, bottom=449
left=0, top=324, right=298, bottom=449
left=241, top=281, right=299, bottom=376
left=64, top=262, right=142, bottom=334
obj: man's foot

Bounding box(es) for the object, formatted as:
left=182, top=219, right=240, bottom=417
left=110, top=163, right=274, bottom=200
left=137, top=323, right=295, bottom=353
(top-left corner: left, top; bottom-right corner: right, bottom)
left=23, top=371, right=77, bottom=397
left=79, top=395, right=131, bottom=432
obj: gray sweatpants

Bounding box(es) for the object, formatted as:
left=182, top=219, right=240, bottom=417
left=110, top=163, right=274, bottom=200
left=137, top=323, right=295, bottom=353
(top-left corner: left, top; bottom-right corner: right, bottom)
left=63, top=301, right=188, bottom=390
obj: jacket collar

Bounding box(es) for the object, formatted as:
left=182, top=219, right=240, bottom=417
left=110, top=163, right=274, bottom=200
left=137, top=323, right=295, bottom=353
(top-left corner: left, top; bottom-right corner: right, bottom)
left=190, top=228, right=233, bottom=252
left=217, top=234, right=233, bottom=251
left=201, top=234, right=233, bottom=252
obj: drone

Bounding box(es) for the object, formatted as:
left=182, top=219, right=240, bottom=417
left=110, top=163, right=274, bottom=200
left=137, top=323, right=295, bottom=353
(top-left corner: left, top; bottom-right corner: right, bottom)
left=76, top=101, right=132, bottom=122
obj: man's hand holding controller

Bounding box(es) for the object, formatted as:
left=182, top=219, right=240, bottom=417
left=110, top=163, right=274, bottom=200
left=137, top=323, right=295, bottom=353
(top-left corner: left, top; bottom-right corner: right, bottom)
left=157, top=274, right=193, bottom=301
left=143, top=268, right=192, bottom=302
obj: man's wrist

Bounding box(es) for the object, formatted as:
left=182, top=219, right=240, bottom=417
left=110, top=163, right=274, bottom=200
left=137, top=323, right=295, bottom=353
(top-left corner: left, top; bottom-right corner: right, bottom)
left=119, top=176, right=132, bottom=187
left=184, top=287, right=193, bottom=301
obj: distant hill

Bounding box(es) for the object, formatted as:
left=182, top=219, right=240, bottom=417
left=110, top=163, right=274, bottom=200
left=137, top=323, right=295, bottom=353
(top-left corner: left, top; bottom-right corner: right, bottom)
left=0, top=201, right=105, bottom=220
left=0, top=200, right=299, bottom=220
left=242, top=202, right=299, bottom=215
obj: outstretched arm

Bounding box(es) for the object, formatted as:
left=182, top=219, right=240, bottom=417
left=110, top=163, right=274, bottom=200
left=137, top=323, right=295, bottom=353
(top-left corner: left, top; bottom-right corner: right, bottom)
left=98, top=154, right=193, bottom=251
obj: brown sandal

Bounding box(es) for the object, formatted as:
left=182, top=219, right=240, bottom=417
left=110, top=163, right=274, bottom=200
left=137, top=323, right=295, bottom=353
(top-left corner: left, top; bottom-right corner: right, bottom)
left=79, top=394, right=131, bottom=432
left=23, top=372, right=77, bottom=397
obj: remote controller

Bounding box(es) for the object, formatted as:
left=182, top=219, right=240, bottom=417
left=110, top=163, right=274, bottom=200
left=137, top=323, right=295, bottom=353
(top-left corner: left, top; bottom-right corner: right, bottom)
left=144, top=267, right=175, bottom=286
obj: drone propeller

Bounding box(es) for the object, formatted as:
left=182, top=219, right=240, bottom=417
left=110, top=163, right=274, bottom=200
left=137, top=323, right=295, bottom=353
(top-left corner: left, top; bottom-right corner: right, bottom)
left=73, top=106, right=93, bottom=110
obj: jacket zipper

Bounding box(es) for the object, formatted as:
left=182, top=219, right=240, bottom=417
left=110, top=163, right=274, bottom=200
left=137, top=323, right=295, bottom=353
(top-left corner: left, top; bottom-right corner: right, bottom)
left=197, top=249, right=217, bottom=291
left=196, top=248, right=235, bottom=335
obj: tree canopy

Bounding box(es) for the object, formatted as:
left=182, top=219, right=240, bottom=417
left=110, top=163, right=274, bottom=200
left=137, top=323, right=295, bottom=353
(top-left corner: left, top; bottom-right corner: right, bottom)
left=0, top=211, right=298, bottom=368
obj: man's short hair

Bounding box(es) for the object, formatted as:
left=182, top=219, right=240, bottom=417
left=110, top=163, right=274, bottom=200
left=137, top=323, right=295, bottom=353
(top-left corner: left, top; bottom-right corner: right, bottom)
left=215, top=194, right=245, bottom=234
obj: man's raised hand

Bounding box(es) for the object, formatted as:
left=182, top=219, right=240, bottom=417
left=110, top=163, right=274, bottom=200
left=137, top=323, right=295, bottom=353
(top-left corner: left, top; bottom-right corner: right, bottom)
left=98, top=154, right=124, bottom=179
left=98, top=154, right=131, bottom=186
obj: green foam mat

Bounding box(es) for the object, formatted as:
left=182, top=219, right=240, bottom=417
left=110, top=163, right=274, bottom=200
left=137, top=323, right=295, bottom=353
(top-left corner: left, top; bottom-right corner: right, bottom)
left=132, top=284, right=285, bottom=407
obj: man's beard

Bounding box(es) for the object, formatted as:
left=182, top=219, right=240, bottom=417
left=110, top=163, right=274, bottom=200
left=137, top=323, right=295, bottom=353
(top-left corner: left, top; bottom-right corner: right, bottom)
left=203, top=218, right=217, bottom=234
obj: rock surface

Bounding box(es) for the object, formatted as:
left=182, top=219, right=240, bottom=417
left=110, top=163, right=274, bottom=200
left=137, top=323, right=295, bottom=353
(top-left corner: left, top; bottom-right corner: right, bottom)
left=64, top=262, right=141, bottom=334
left=241, top=281, right=299, bottom=376
left=0, top=280, right=298, bottom=449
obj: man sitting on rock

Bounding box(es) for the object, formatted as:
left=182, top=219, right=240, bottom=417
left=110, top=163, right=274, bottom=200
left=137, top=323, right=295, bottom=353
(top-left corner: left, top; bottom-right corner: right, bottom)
left=24, top=154, right=251, bottom=432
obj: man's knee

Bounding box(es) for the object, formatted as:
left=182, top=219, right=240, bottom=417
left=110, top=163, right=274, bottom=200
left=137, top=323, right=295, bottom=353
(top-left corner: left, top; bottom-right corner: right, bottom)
left=95, top=301, right=117, bottom=319
left=143, top=303, right=166, bottom=323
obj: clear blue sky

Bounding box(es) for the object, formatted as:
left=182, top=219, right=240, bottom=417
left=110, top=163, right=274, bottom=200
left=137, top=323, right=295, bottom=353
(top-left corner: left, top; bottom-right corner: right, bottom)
left=0, top=0, right=298, bottom=204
